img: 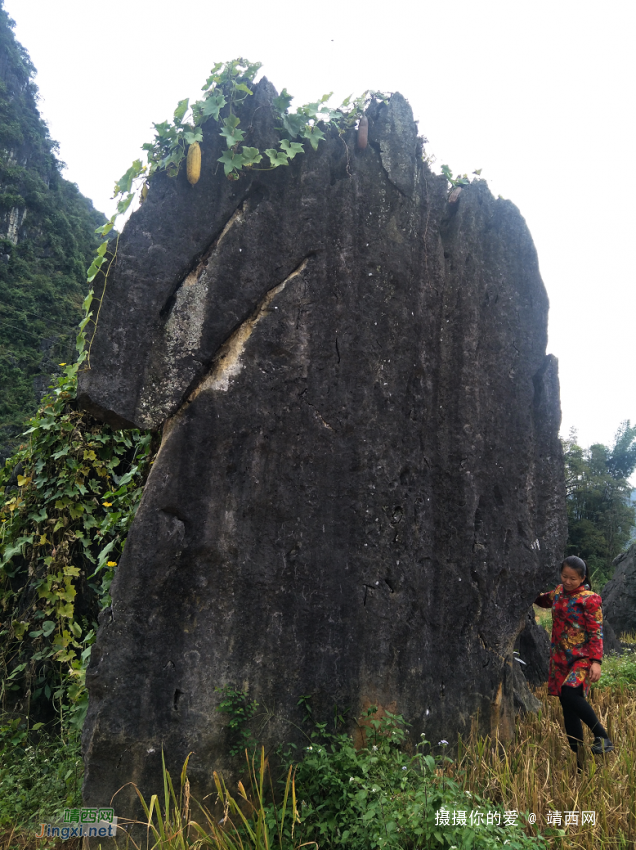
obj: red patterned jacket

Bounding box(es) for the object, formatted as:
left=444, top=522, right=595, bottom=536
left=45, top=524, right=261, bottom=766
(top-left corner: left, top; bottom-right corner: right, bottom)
left=534, top=583, right=603, bottom=696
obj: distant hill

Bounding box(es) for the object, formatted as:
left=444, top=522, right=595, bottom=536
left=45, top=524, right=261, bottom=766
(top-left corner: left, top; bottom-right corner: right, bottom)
left=0, top=0, right=107, bottom=460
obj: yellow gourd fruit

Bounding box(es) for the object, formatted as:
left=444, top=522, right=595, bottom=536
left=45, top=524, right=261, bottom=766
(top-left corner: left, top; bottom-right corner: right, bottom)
left=186, top=142, right=201, bottom=185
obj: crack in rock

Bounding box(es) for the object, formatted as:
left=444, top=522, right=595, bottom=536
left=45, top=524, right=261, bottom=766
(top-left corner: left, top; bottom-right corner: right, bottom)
left=161, top=257, right=310, bottom=444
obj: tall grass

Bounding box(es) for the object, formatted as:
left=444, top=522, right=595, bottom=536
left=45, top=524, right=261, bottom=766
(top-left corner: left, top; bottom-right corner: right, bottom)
left=117, top=748, right=311, bottom=850
left=2, top=640, right=636, bottom=849
left=452, top=682, right=636, bottom=848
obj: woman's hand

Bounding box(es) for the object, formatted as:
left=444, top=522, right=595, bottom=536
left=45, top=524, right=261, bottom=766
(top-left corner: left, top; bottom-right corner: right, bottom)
left=588, top=661, right=602, bottom=683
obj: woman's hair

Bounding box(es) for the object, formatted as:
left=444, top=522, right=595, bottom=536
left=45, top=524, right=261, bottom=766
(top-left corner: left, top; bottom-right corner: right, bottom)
left=561, top=555, right=592, bottom=589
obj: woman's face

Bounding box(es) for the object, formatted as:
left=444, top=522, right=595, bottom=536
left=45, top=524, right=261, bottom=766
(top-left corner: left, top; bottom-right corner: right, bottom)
left=561, top=565, right=584, bottom=591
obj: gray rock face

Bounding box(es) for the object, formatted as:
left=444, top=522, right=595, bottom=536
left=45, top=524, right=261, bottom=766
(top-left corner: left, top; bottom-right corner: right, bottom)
left=79, top=82, right=566, bottom=814
left=512, top=658, right=542, bottom=714
left=602, top=543, right=636, bottom=636
left=516, top=607, right=550, bottom=686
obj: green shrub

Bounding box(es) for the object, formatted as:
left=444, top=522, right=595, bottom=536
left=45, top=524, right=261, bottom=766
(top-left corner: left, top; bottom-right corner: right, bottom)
left=0, top=714, right=81, bottom=829
left=267, top=708, right=547, bottom=850
left=593, top=646, right=636, bottom=690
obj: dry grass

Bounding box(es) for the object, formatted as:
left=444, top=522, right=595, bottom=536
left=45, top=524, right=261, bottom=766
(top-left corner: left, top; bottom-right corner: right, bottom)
left=449, top=684, right=636, bottom=848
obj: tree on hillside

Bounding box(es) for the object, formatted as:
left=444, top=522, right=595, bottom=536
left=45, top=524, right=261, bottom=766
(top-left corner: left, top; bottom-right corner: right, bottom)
left=562, top=421, right=636, bottom=588
left=0, top=1, right=107, bottom=461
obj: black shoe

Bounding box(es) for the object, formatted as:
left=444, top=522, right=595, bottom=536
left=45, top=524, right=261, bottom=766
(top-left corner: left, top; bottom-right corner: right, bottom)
left=591, top=737, right=614, bottom=754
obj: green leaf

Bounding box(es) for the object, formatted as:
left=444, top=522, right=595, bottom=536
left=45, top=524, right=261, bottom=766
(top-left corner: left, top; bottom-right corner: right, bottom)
left=232, top=82, right=253, bottom=95
left=280, top=112, right=305, bottom=138
left=200, top=92, right=226, bottom=121
left=264, top=149, right=289, bottom=168
left=86, top=257, right=104, bottom=283
left=220, top=125, right=245, bottom=148
left=224, top=114, right=241, bottom=130
left=280, top=139, right=304, bottom=160
left=273, top=88, right=293, bottom=114
left=183, top=129, right=203, bottom=145
left=241, top=147, right=263, bottom=167
left=302, top=124, right=326, bottom=151
left=218, top=150, right=245, bottom=176
left=82, top=290, right=94, bottom=312
left=114, top=160, right=143, bottom=195
left=173, top=98, right=189, bottom=124
left=95, top=219, right=114, bottom=236
left=116, top=192, right=135, bottom=216
left=42, top=620, right=56, bottom=637
left=202, top=62, right=224, bottom=89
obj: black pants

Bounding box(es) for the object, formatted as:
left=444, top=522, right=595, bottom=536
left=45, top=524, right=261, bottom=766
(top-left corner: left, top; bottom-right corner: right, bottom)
left=559, top=684, right=608, bottom=751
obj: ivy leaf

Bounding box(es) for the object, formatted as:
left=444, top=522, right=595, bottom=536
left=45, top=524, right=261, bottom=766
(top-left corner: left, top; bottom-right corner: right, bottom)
left=202, top=62, right=224, bottom=89
left=218, top=150, right=245, bottom=176
left=232, top=82, right=253, bottom=95
left=241, top=147, right=263, bottom=167
left=265, top=148, right=290, bottom=168
left=42, top=620, right=56, bottom=638
left=173, top=98, right=189, bottom=124
left=116, top=192, right=135, bottom=216
left=273, top=88, right=293, bottom=114
left=184, top=129, right=203, bottom=145
left=300, top=102, right=322, bottom=120
left=114, top=160, right=143, bottom=195
left=95, top=219, right=114, bottom=236
left=280, top=139, right=304, bottom=160
left=220, top=125, right=245, bottom=148
left=302, top=124, right=326, bottom=151
left=280, top=112, right=305, bottom=138
left=200, top=92, right=226, bottom=121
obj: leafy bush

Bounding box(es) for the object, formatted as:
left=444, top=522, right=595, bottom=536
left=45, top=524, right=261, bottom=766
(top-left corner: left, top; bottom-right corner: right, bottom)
left=592, top=646, right=636, bottom=690
left=267, top=709, right=547, bottom=850
left=0, top=714, right=81, bottom=829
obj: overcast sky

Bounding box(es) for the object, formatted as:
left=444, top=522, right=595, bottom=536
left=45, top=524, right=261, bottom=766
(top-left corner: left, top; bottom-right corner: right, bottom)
left=5, top=0, right=635, bottom=471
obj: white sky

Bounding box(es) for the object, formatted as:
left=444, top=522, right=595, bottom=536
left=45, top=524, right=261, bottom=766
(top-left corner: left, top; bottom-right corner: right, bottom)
left=5, top=0, right=635, bottom=470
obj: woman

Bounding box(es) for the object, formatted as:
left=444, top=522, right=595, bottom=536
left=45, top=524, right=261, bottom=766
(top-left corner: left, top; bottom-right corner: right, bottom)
left=535, top=556, right=614, bottom=768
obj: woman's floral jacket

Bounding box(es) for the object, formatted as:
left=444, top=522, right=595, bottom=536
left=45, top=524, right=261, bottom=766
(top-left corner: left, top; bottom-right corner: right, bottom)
left=534, top=583, right=603, bottom=696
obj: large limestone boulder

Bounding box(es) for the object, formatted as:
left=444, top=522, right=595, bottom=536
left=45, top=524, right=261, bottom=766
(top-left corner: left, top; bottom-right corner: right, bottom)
left=79, top=82, right=566, bottom=814
left=602, top=543, right=636, bottom=636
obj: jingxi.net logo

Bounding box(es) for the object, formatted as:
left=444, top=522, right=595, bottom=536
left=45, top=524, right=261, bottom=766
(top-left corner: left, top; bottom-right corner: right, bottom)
left=35, top=807, right=117, bottom=839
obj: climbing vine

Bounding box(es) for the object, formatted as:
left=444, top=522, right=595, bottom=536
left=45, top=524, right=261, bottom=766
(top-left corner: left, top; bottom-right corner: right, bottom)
left=87, top=59, right=388, bottom=280
left=81, top=58, right=390, bottom=369
left=0, top=321, right=154, bottom=731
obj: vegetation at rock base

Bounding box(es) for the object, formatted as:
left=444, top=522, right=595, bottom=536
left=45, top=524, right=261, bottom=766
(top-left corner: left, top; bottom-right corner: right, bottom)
left=561, top=422, right=636, bottom=589
left=0, top=0, right=107, bottom=461
left=2, top=652, right=636, bottom=848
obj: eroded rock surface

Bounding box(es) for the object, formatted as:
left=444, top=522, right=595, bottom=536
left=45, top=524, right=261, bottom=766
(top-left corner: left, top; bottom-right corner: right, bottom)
left=79, top=82, right=566, bottom=815
left=603, top=543, right=636, bottom=636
